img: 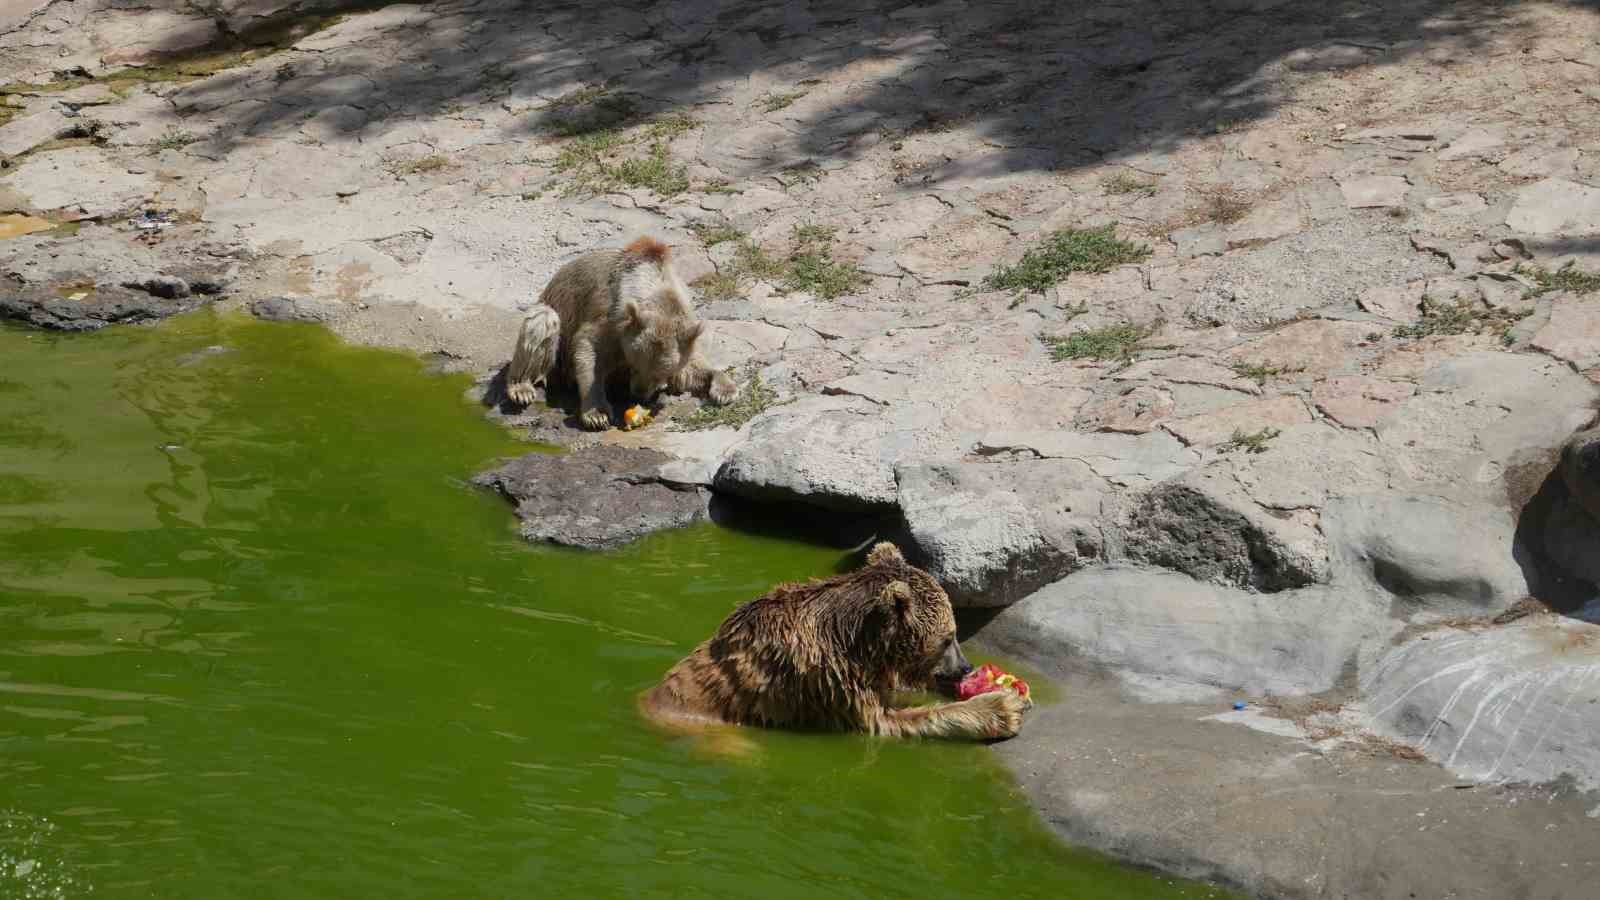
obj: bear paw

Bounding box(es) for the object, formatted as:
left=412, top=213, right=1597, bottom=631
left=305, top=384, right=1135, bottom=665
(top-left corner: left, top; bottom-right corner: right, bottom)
left=708, top=371, right=738, bottom=406
left=966, top=690, right=1027, bottom=740
left=580, top=406, right=614, bottom=431
left=507, top=380, right=537, bottom=407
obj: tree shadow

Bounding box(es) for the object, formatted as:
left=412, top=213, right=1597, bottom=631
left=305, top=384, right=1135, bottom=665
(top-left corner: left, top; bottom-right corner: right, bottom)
left=142, top=0, right=1593, bottom=183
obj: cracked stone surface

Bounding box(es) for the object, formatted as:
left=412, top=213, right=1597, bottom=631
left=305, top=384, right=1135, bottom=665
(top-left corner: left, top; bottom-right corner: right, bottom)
left=5, top=0, right=1600, bottom=893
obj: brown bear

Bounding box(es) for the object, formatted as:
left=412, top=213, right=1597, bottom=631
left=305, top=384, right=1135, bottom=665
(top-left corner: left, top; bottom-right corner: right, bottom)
left=639, top=542, right=1029, bottom=741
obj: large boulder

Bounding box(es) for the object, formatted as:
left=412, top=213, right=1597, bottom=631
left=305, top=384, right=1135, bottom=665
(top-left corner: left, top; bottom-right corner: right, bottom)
left=1360, top=616, right=1600, bottom=790
left=982, top=566, right=1381, bottom=695
left=896, top=458, right=1105, bottom=607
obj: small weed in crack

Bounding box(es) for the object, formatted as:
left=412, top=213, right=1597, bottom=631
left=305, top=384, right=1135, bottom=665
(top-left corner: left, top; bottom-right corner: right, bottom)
left=1392, top=297, right=1529, bottom=340
left=1221, top=426, right=1282, bottom=454
left=1517, top=262, right=1600, bottom=298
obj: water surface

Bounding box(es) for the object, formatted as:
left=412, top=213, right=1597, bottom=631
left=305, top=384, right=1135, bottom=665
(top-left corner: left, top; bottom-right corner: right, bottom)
left=0, top=313, right=1224, bottom=899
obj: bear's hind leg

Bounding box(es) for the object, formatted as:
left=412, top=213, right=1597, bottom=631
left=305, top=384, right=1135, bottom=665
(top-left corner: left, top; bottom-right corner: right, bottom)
left=506, top=306, right=561, bottom=407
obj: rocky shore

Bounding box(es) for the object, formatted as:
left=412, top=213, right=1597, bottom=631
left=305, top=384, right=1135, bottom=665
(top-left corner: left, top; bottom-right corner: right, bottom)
left=5, top=1, right=1600, bottom=895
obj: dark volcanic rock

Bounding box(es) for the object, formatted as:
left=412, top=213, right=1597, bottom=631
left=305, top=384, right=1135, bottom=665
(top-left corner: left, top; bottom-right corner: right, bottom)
left=0, top=281, right=213, bottom=331
left=473, top=446, right=709, bottom=550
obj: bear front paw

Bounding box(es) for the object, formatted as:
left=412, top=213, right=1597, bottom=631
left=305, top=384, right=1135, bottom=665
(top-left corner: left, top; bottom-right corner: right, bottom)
left=967, top=690, right=1026, bottom=740
left=507, top=380, right=537, bottom=407
left=708, top=372, right=738, bottom=406
left=580, top=406, right=614, bottom=431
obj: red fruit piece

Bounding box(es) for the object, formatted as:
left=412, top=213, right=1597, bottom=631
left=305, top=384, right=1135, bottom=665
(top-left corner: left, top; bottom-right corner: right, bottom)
left=957, top=663, right=1028, bottom=700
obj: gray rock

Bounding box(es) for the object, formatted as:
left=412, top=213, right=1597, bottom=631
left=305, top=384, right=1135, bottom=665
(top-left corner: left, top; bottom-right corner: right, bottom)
left=250, top=296, right=341, bottom=323
left=1360, top=617, right=1600, bottom=790
left=1505, top=178, right=1600, bottom=235
left=1321, top=494, right=1530, bottom=614
left=0, top=108, right=74, bottom=158
left=896, top=458, right=1105, bottom=608
left=1561, top=428, right=1600, bottom=524
left=121, top=274, right=190, bottom=299
left=1124, top=465, right=1327, bottom=591
left=713, top=400, right=903, bottom=512
left=473, top=446, right=709, bottom=550
left=0, top=281, right=212, bottom=331
left=983, top=566, right=1378, bottom=694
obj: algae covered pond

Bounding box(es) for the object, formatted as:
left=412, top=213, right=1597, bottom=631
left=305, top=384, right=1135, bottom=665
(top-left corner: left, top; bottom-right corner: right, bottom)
left=0, top=313, right=1222, bottom=898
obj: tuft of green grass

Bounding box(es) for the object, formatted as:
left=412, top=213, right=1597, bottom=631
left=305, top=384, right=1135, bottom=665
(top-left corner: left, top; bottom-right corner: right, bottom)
left=778, top=160, right=824, bottom=187
left=674, top=375, right=781, bottom=431
left=1043, top=322, right=1154, bottom=364
left=756, top=91, right=806, bottom=112
left=688, top=229, right=867, bottom=302
left=1516, top=262, right=1600, bottom=297
left=152, top=127, right=198, bottom=152
left=610, top=143, right=689, bottom=195
left=644, top=111, right=700, bottom=140
left=386, top=152, right=451, bottom=176
left=1103, top=171, right=1158, bottom=197
left=1230, top=361, right=1303, bottom=386
left=984, top=225, right=1152, bottom=294
left=1392, top=297, right=1529, bottom=340
left=784, top=248, right=870, bottom=300
left=689, top=223, right=744, bottom=246
left=732, top=240, right=787, bottom=281
left=1221, top=427, right=1282, bottom=454
left=549, top=85, right=609, bottom=108
left=552, top=130, right=624, bottom=171
left=793, top=223, right=836, bottom=245
left=691, top=271, right=742, bottom=301
left=1195, top=186, right=1252, bottom=224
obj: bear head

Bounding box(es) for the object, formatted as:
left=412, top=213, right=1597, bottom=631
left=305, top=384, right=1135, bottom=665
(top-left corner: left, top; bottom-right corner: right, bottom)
left=856, top=541, right=973, bottom=694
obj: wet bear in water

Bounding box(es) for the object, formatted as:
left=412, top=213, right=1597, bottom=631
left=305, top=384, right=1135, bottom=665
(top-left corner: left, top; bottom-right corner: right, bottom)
left=640, top=542, right=1029, bottom=740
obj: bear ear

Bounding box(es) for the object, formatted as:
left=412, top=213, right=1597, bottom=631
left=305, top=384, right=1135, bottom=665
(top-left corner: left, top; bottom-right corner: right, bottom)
left=622, top=301, right=648, bottom=332
left=866, top=542, right=904, bottom=567
left=878, top=580, right=913, bottom=619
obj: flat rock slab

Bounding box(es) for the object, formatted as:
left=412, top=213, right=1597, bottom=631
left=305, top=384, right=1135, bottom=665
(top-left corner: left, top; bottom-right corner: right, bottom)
left=1338, top=174, right=1409, bottom=208
left=473, top=446, right=709, bottom=550
left=1505, top=178, right=1600, bottom=235
left=1530, top=292, right=1600, bottom=370
left=0, top=108, right=74, bottom=158
left=1312, top=375, right=1415, bottom=428
left=6, top=146, right=155, bottom=218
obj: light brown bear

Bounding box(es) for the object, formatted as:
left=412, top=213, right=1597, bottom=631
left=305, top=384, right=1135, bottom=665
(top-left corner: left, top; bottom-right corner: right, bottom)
left=504, top=236, right=737, bottom=430
left=640, top=542, right=1029, bottom=741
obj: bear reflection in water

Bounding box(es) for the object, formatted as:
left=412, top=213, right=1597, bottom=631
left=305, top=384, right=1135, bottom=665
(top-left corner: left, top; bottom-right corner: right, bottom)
left=639, top=542, right=1030, bottom=749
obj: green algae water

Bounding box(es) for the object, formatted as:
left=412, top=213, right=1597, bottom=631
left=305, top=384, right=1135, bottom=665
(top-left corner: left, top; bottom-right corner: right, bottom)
left=0, top=312, right=1221, bottom=899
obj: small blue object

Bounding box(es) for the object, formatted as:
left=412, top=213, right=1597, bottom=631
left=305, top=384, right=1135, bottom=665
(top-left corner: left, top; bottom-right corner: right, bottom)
left=1232, top=700, right=1247, bottom=710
